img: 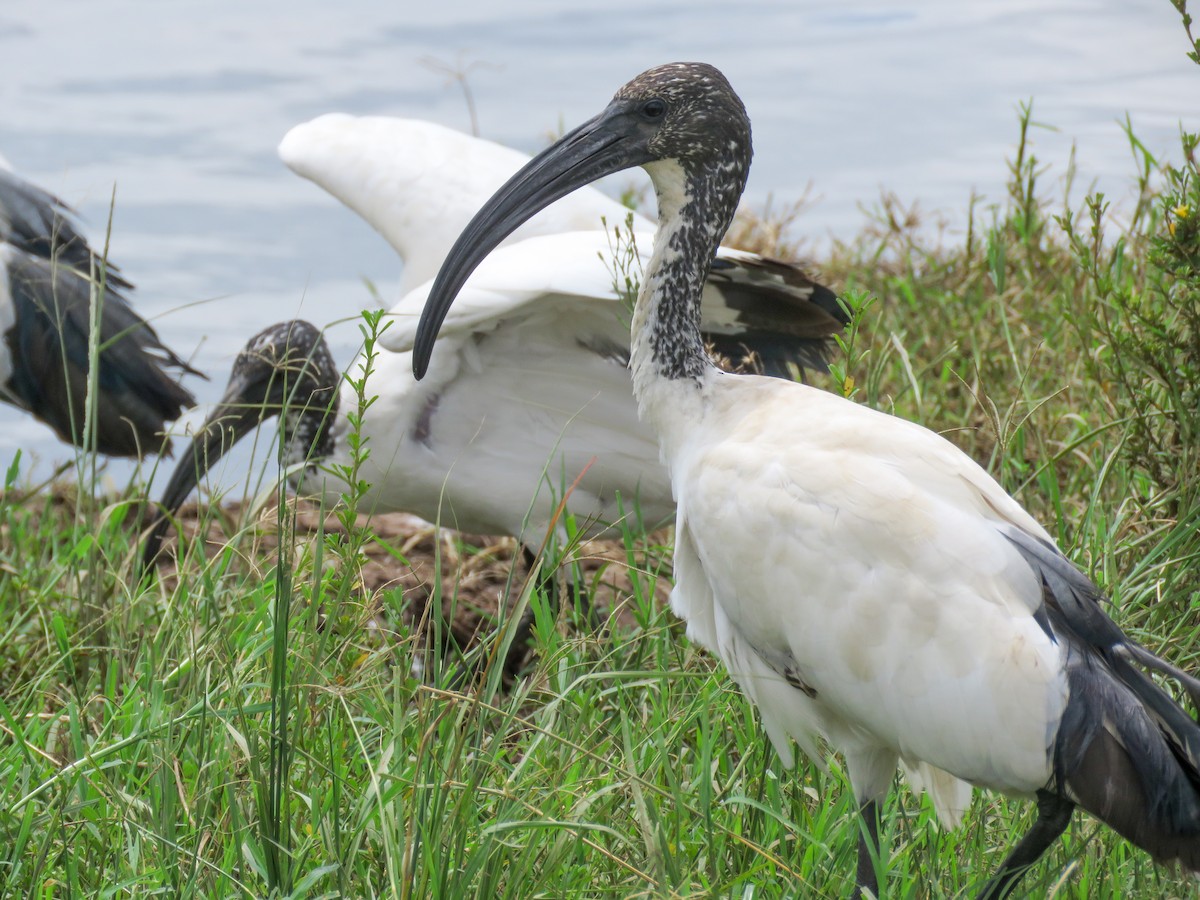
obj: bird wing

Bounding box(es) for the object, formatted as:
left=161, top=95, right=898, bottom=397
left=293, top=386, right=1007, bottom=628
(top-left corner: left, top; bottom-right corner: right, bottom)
left=279, top=114, right=647, bottom=292
left=335, top=292, right=673, bottom=541
left=670, top=376, right=1069, bottom=805
left=0, top=167, right=132, bottom=290
left=379, top=231, right=629, bottom=351
left=381, top=231, right=847, bottom=376
left=702, top=249, right=848, bottom=376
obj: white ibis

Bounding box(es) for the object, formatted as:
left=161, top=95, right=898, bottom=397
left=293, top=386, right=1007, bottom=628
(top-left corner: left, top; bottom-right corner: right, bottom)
left=411, top=62, right=1200, bottom=897
left=0, top=166, right=199, bottom=457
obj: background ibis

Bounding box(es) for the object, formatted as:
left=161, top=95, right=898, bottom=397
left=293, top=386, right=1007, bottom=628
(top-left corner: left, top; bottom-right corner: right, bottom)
left=0, top=166, right=200, bottom=458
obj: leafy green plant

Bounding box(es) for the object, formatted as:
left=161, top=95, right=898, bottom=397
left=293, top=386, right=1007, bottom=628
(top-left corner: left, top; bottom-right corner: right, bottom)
left=1172, top=0, right=1200, bottom=64
left=601, top=211, right=642, bottom=316
left=1053, top=2, right=1200, bottom=519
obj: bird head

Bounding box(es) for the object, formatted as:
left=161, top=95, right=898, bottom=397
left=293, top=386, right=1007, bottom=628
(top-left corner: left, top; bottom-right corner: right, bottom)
left=413, top=62, right=752, bottom=380
left=142, top=319, right=339, bottom=567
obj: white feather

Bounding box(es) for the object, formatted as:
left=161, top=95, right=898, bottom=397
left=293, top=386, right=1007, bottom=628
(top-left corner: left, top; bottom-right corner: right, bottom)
left=660, top=373, right=1069, bottom=823
left=279, top=114, right=646, bottom=293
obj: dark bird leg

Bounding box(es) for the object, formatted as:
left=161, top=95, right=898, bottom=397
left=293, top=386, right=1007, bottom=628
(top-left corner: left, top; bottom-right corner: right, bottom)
left=498, top=607, right=538, bottom=679
left=497, top=545, right=567, bottom=678
left=496, top=545, right=604, bottom=679
left=855, top=798, right=881, bottom=899
left=977, top=790, right=1074, bottom=899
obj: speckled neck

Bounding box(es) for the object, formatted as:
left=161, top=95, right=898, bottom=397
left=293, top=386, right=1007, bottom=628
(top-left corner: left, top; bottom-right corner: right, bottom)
left=631, top=153, right=747, bottom=421
left=283, top=385, right=339, bottom=480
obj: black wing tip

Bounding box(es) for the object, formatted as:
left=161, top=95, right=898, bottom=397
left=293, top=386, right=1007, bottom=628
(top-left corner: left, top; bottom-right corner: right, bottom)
left=712, top=251, right=849, bottom=326
left=160, top=350, right=206, bottom=382
left=704, top=331, right=838, bottom=377
left=1006, top=525, right=1200, bottom=868
left=817, top=283, right=851, bottom=326
left=1058, top=663, right=1200, bottom=870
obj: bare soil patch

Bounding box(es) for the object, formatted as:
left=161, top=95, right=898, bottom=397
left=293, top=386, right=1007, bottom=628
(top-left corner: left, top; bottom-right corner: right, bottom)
left=149, top=497, right=674, bottom=660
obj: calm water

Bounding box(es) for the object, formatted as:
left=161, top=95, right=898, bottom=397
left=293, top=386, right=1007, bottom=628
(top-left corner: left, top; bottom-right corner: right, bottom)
left=0, top=0, right=1196, bottom=485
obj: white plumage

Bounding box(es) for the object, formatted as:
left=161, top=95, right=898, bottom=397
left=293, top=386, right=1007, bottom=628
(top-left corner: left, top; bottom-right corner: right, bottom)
left=279, top=114, right=643, bottom=294
left=669, top=378, right=1061, bottom=810
left=411, top=62, right=1200, bottom=897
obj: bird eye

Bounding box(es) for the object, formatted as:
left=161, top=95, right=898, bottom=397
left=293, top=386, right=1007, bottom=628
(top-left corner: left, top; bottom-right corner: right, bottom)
left=641, top=98, right=667, bottom=120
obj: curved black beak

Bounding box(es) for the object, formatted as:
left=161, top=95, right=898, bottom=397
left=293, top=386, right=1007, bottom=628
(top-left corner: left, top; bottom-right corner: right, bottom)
left=140, top=319, right=335, bottom=572
left=413, top=100, right=656, bottom=379
left=140, top=371, right=274, bottom=569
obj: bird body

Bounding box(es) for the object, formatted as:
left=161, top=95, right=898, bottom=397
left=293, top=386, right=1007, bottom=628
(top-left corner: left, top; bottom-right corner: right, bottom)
left=669, top=375, right=1065, bottom=799
left=278, top=113, right=664, bottom=537
left=366, top=237, right=669, bottom=539
left=332, top=269, right=668, bottom=541
left=0, top=165, right=198, bottom=457
left=413, top=61, right=1200, bottom=895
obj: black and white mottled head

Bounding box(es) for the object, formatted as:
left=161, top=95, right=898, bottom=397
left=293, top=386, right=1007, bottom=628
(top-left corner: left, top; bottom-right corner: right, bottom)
left=228, top=320, right=340, bottom=471
left=142, top=319, right=339, bottom=566
left=413, top=62, right=754, bottom=380
left=613, top=62, right=752, bottom=224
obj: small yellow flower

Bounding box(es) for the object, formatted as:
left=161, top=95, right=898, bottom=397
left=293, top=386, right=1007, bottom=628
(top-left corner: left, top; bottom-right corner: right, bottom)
left=1170, top=220, right=1177, bottom=236
left=1174, top=205, right=1190, bottom=218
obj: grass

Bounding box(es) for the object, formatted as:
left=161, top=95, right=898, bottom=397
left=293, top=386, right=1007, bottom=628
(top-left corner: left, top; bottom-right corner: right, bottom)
left=3, top=32, right=1200, bottom=900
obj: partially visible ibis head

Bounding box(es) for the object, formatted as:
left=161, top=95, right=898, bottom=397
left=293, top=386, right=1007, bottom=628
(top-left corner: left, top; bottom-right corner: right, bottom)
left=142, top=320, right=339, bottom=566
left=413, top=62, right=752, bottom=379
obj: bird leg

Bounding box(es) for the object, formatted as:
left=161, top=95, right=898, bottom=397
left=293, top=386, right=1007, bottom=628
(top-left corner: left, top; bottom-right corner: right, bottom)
left=498, top=545, right=599, bottom=678
left=855, top=798, right=881, bottom=899
left=498, top=547, right=543, bottom=678
left=977, top=789, right=1074, bottom=899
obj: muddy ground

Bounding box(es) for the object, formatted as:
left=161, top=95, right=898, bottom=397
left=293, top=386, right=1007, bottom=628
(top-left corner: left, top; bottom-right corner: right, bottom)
left=147, top=497, right=675, bottom=666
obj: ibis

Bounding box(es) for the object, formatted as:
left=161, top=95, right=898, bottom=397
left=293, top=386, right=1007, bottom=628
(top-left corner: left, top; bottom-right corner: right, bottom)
left=412, top=62, right=1200, bottom=897
left=0, top=165, right=200, bottom=457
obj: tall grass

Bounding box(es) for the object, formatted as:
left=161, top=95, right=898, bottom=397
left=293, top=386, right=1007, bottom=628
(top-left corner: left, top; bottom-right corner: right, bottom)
left=2, top=31, right=1200, bottom=898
